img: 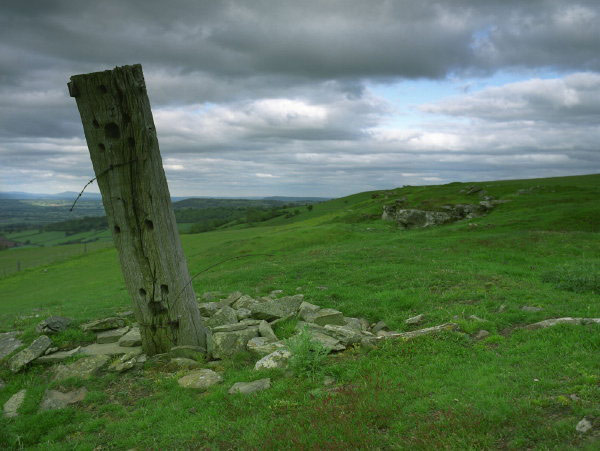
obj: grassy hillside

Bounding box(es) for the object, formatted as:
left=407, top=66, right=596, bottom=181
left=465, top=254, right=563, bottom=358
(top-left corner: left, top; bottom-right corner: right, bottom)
left=0, top=174, right=599, bottom=449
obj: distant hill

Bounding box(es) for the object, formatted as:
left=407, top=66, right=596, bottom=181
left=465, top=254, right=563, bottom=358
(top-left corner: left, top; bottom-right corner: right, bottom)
left=262, top=196, right=330, bottom=202
left=0, top=191, right=102, bottom=200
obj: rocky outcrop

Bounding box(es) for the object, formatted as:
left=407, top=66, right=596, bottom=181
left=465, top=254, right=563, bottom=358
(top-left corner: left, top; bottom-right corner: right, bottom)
left=382, top=201, right=500, bottom=229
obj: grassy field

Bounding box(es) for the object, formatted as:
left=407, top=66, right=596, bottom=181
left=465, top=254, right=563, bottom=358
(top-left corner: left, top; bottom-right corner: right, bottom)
left=0, top=174, right=599, bottom=449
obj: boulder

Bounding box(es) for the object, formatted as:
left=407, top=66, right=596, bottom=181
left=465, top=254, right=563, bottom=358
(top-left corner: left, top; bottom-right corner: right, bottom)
left=247, top=337, right=286, bottom=356
left=212, top=326, right=259, bottom=359
left=298, top=301, right=320, bottom=320
left=0, top=331, right=22, bottom=359
left=206, top=306, right=238, bottom=328
left=3, top=389, right=26, bottom=418
left=254, top=349, right=292, bottom=370
left=322, top=325, right=363, bottom=345
left=81, top=317, right=126, bottom=332
left=229, top=378, right=271, bottom=395
left=9, top=335, right=52, bottom=372
left=36, top=316, right=72, bottom=334
left=258, top=321, right=278, bottom=341
left=118, top=327, right=142, bottom=347
left=39, top=388, right=87, bottom=411
left=343, top=317, right=368, bottom=332
left=236, top=308, right=252, bottom=321
left=232, top=295, right=260, bottom=310
left=97, top=326, right=129, bottom=344
left=178, top=369, right=222, bottom=390
left=304, top=308, right=345, bottom=326
left=198, top=302, right=220, bottom=317
left=250, top=295, right=304, bottom=321
left=53, top=355, right=110, bottom=381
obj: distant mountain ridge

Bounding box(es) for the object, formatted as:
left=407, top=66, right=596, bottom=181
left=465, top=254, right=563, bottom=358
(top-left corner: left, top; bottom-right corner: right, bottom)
left=0, top=192, right=330, bottom=202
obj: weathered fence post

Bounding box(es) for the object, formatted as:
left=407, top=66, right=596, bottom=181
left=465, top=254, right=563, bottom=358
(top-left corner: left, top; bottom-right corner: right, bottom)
left=68, top=64, right=209, bottom=356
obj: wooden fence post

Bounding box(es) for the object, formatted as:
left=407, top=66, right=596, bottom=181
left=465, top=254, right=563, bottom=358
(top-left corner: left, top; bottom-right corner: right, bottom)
left=68, top=64, right=209, bottom=355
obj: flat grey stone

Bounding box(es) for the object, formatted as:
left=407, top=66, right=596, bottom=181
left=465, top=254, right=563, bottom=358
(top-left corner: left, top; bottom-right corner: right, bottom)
left=178, top=369, right=222, bottom=390
left=0, top=331, right=22, bottom=359
left=53, top=355, right=110, bottom=381
left=405, top=314, right=424, bottom=325
left=36, top=316, right=73, bottom=334
left=118, top=327, right=141, bottom=347
left=39, top=388, right=87, bottom=411
left=323, top=324, right=363, bottom=345
left=97, top=326, right=129, bottom=344
left=80, top=342, right=140, bottom=356
left=295, top=322, right=345, bottom=351
left=3, top=389, right=26, bottom=418
left=212, top=327, right=259, bottom=359
left=258, top=321, right=278, bottom=341
left=9, top=335, right=52, bottom=372
left=229, top=378, right=271, bottom=394
left=81, top=317, right=126, bottom=332
left=36, top=346, right=82, bottom=363
left=254, top=349, right=291, bottom=370
left=304, top=308, right=345, bottom=326
left=247, top=337, right=286, bottom=356
left=250, top=295, right=304, bottom=321
left=212, top=323, right=249, bottom=333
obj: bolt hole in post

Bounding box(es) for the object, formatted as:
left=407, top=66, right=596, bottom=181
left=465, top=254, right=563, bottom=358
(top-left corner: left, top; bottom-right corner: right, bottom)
left=139, top=288, right=147, bottom=297
left=145, top=219, right=154, bottom=230
left=161, top=284, right=169, bottom=296
left=128, top=137, right=135, bottom=148
left=114, top=225, right=121, bottom=234
left=99, top=143, right=105, bottom=152
left=98, top=84, right=108, bottom=94
left=105, top=122, right=120, bottom=140
left=92, top=119, right=100, bottom=129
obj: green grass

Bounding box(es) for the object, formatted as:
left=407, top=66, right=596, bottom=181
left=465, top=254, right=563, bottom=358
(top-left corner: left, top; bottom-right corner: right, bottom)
left=0, top=173, right=599, bottom=449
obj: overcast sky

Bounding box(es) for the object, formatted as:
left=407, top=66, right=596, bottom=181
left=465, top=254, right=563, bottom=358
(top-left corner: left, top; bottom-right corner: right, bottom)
left=1, top=0, right=599, bottom=197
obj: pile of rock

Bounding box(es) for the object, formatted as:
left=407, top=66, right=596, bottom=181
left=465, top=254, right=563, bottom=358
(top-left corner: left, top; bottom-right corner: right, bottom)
left=198, top=291, right=386, bottom=364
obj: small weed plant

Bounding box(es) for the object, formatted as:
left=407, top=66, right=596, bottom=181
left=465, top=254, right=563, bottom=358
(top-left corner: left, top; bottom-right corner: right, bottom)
left=285, top=327, right=329, bottom=381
